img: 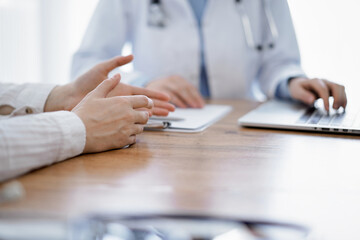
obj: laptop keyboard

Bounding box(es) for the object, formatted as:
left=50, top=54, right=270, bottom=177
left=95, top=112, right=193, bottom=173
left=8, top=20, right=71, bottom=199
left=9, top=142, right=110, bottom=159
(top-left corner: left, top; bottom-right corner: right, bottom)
left=296, top=107, right=360, bottom=129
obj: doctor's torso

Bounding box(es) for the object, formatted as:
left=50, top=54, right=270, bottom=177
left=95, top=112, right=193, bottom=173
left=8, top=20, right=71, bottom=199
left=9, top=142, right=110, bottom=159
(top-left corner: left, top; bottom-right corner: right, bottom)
left=75, top=0, right=301, bottom=100
left=128, top=0, right=263, bottom=99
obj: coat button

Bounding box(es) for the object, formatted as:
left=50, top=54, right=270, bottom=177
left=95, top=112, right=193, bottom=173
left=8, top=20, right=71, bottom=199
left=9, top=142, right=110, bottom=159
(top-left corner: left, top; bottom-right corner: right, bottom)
left=25, top=107, right=33, bottom=114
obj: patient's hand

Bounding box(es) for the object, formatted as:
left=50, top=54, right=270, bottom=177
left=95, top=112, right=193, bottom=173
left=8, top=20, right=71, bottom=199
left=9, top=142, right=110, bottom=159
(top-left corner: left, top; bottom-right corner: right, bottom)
left=72, top=74, right=153, bottom=152
left=289, top=77, right=347, bottom=111
left=44, top=55, right=174, bottom=116
left=107, top=80, right=175, bottom=116
left=146, top=75, right=205, bottom=109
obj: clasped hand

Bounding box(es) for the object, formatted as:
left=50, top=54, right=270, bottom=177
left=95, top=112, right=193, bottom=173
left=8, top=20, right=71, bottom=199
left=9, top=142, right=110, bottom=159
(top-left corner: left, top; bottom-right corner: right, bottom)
left=45, top=55, right=175, bottom=152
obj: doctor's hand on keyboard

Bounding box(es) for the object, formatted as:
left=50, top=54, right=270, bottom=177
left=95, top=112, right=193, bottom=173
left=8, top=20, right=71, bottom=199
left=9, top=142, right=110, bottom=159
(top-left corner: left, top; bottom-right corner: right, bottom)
left=289, top=77, right=347, bottom=112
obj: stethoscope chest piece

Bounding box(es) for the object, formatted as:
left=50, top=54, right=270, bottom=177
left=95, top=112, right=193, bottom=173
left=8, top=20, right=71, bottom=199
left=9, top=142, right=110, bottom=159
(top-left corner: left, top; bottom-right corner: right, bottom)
left=235, top=0, right=278, bottom=52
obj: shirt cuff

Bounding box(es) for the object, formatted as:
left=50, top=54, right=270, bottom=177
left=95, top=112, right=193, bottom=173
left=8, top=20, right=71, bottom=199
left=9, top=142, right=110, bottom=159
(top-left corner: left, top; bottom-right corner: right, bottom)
left=274, top=79, right=292, bottom=100
left=267, top=66, right=307, bottom=99
left=274, top=75, right=307, bottom=101
left=52, top=111, right=86, bottom=162
left=15, top=83, right=57, bottom=113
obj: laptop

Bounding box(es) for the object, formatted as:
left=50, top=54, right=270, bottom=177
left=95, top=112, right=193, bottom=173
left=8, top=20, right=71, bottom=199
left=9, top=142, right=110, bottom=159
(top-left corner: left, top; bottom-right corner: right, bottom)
left=238, top=99, right=360, bottom=134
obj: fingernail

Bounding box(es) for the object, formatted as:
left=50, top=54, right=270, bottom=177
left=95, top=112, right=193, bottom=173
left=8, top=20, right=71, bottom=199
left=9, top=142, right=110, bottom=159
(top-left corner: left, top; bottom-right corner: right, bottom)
left=147, top=98, right=153, bottom=108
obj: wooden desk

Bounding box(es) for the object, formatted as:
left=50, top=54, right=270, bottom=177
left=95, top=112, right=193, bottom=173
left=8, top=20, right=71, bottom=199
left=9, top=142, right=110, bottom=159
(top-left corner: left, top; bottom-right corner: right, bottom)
left=1, top=100, right=360, bottom=240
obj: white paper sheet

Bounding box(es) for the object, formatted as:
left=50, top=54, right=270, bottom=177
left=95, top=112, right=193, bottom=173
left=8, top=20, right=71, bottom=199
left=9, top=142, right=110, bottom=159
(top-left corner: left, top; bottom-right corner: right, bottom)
left=147, top=104, right=232, bottom=133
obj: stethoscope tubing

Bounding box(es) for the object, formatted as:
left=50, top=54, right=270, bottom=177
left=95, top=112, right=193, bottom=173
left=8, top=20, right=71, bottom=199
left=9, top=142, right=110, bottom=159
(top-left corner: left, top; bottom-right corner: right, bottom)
left=148, top=0, right=279, bottom=52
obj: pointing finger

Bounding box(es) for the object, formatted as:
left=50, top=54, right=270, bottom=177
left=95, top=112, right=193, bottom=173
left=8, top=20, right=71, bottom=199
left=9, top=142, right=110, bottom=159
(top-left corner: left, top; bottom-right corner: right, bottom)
left=97, top=55, right=134, bottom=73
left=325, top=81, right=347, bottom=110
left=90, top=75, right=120, bottom=98
left=307, top=79, right=330, bottom=111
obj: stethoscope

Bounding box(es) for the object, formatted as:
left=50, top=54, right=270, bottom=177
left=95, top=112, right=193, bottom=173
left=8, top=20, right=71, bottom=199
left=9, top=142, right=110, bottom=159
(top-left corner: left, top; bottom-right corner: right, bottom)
left=148, top=0, right=279, bottom=52
left=84, top=213, right=310, bottom=240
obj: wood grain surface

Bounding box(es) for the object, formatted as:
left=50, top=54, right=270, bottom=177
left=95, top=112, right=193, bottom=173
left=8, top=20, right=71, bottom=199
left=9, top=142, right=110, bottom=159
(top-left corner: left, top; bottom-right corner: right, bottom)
left=1, top=99, right=360, bottom=240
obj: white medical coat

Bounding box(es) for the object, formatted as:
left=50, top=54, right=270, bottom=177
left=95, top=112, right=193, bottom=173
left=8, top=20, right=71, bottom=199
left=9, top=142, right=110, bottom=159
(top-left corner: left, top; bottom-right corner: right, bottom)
left=72, top=0, right=305, bottom=100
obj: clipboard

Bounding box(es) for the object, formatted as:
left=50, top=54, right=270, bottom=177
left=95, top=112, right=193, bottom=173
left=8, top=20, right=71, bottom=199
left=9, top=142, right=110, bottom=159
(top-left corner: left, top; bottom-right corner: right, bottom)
left=145, top=104, right=232, bottom=133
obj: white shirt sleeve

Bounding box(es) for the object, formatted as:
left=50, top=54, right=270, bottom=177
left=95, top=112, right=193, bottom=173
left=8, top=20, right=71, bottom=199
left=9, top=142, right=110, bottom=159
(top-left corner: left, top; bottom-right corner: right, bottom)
left=257, top=0, right=307, bottom=98
left=0, top=83, right=56, bottom=114
left=0, top=83, right=86, bottom=182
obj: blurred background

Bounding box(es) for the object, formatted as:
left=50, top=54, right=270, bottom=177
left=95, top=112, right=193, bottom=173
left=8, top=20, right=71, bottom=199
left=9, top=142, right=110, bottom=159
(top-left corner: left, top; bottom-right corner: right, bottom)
left=0, top=0, right=359, bottom=95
